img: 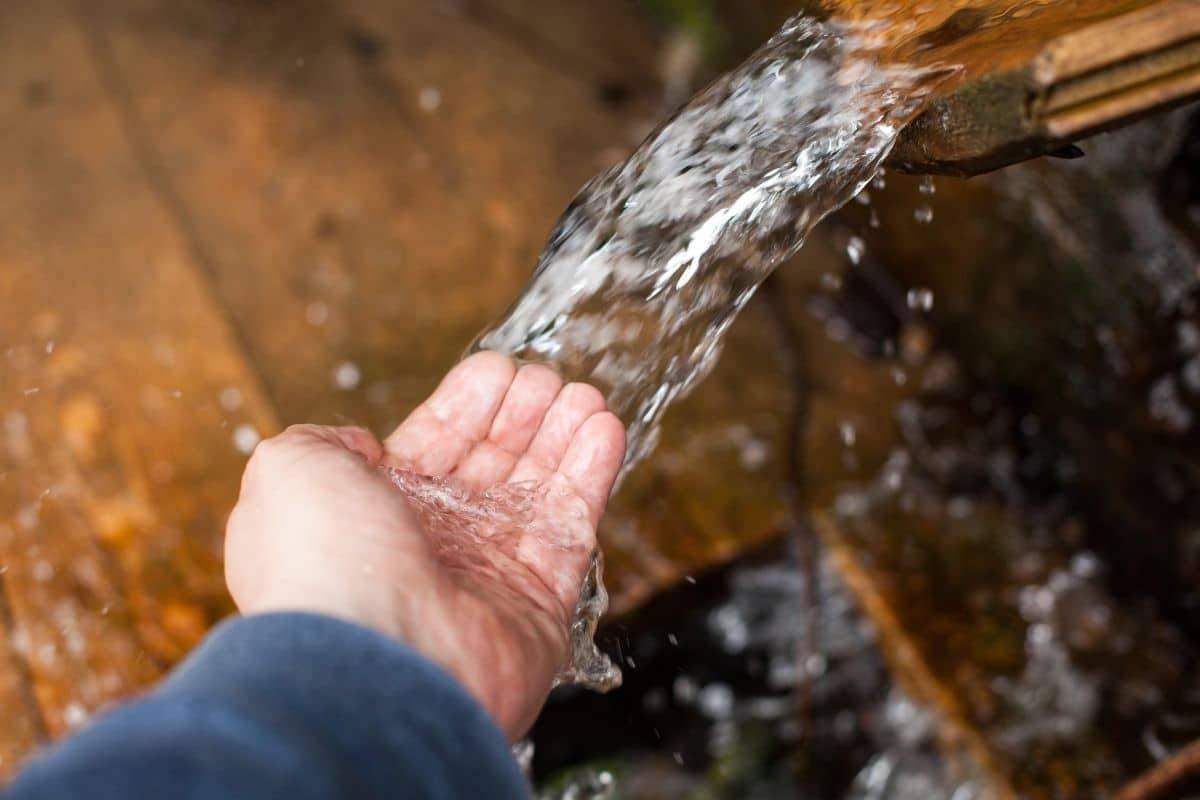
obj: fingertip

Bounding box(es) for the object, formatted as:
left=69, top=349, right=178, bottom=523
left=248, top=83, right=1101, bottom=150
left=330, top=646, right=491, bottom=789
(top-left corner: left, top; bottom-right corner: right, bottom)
left=455, top=350, right=519, bottom=388
left=560, top=411, right=627, bottom=525
left=495, top=363, right=565, bottom=441
left=515, top=363, right=565, bottom=398
left=560, top=381, right=607, bottom=417
left=382, top=352, right=518, bottom=473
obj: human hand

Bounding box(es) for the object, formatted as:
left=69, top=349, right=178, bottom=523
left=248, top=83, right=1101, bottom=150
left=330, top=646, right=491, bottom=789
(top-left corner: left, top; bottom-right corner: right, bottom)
left=224, top=353, right=626, bottom=738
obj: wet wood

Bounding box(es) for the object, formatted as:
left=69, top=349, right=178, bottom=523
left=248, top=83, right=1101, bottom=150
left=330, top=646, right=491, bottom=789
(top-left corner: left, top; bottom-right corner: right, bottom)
left=819, top=514, right=1018, bottom=799
left=0, top=0, right=280, bottom=757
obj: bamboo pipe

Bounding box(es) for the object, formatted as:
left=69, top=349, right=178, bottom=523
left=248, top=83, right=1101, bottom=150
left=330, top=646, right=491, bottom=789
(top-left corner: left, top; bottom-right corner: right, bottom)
left=883, top=0, right=1200, bottom=176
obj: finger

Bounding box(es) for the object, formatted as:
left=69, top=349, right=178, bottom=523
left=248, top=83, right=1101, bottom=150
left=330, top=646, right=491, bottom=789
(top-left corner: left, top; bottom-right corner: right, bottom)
left=451, top=364, right=563, bottom=490
left=384, top=352, right=516, bottom=474
left=557, top=411, right=626, bottom=527
left=508, top=382, right=607, bottom=485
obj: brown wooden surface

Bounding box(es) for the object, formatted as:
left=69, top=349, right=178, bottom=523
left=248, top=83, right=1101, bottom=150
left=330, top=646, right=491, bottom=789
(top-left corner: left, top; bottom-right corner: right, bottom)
left=0, top=0, right=801, bottom=772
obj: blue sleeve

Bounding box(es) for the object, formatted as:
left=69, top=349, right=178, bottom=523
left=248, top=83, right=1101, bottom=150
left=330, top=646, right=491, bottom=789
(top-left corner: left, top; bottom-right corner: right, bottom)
left=2, top=613, right=528, bottom=800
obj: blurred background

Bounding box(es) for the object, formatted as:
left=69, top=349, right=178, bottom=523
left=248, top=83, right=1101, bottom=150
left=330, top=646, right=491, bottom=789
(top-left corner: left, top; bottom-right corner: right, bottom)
left=1, top=1, right=1199, bottom=798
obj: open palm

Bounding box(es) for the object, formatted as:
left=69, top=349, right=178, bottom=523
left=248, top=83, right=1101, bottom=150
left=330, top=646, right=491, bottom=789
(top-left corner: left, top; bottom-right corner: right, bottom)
left=226, top=352, right=625, bottom=738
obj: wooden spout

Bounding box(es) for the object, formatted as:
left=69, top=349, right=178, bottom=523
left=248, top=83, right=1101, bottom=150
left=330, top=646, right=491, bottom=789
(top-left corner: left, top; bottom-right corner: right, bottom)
left=883, top=0, right=1200, bottom=176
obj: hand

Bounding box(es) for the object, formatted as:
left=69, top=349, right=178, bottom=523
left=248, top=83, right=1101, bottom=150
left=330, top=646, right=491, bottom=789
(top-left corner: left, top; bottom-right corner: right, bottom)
left=224, top=352, right=626, bottom=738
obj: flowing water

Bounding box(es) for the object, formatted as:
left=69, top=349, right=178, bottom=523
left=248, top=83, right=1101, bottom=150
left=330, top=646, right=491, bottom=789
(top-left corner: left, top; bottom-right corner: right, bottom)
left=378, top=8, right=956, bottom=694
left=464, top=13, right=953, bottom=689
left=472, top=15, right=947, bottom=469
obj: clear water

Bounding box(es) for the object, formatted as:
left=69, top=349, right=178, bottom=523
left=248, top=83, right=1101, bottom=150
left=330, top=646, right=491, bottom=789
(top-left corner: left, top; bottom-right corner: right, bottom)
left=466, top=14, right=951, bottom=689
left=473, top=15, right=947, bottom=469
left=381, top=466, right=622, bottom=691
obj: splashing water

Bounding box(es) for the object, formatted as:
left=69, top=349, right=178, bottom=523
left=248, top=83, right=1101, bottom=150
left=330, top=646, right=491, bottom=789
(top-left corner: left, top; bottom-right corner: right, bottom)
left=386, top=14, right=952, bottom=691
left=381, top=466, right=622, bottom=691
left=474, top=15, right=949, bottom=467
left=468, top=13, right=949, bottom=690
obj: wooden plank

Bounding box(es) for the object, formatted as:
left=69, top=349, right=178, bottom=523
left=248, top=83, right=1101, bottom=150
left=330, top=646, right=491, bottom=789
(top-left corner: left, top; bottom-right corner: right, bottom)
left=0, top=571, right=45, bottom=772
left=0, top=0, right=278, bottom=756
left=85, top=0, right=644, bottom=427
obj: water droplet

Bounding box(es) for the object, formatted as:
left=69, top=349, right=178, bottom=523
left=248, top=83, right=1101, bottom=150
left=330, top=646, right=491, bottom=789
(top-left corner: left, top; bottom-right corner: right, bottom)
left=1028, top=623, right=1054, bottom=648
left=845, top=235, right=865, bottom=265
left=821, top=272, right=843, bottom=291
left=906, top=288, right=934, bottom=311
left=804, top=653, right=827, bottom=677
left=1184, top=357, right=1200, bottom=392
left=673, top=675, right=698, bottom=703
left=1070, top=552, right=1100, bottom=579
left=332, top=361, right=362, bottom=391
left=44, top=340, right=55, bottom=354
left=62, top=703, right=89, bottom=729
left=418, top=87, right=443, bottom=112
left=825, top=318, right=851, bottom=342
left=869, top=209, right=881, bottom=229
left=305, top=301, right=329, bottom=326
left=872, top=171, right=887, bottom=191
left=739, top=438, right=768, bottom=470
left=913, top=205, right=934, bottom=224
left=919, top=175, right=936, bottom=195
left=219, top=386, right=244, bottom=411
left=698, top=682, right=735, bottom=719
left=233, top=424, right=261, bottom=454
left=839, top=421, right=857, bottom=447
left=855, top=189, right=872, bottom=205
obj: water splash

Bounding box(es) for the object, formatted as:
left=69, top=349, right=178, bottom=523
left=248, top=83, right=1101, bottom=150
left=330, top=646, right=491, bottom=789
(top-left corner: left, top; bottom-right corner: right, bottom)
left=459, top=14, right=951, bottom=691
left=474, top=14, right=950, bottom=468
left=381, top=467, right=620, bottom=690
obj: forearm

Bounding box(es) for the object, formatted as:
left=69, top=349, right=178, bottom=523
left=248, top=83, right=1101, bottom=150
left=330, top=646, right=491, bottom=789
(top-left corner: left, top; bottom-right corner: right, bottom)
left=3, top=613, right=528, bottom=800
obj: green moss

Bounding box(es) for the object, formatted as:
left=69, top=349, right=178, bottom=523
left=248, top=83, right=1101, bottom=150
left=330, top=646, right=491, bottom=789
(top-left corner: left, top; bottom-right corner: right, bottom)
left=635, top=0, right=726, bottom=59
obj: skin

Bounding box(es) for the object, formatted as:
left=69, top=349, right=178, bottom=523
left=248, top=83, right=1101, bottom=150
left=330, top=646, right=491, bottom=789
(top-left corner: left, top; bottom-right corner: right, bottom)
left=224, top=352, right=627, bottom=739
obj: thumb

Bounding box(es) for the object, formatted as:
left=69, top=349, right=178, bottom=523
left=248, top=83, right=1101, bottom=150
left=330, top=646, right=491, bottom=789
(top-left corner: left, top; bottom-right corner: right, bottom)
left=262, top=424, right=386, bottom=465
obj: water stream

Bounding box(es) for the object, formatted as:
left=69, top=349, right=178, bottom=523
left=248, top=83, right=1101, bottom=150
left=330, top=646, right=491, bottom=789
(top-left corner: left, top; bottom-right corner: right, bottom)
left=473, top=15, right=946, bottom=468
left=469, top=13, right=953, bottom=690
